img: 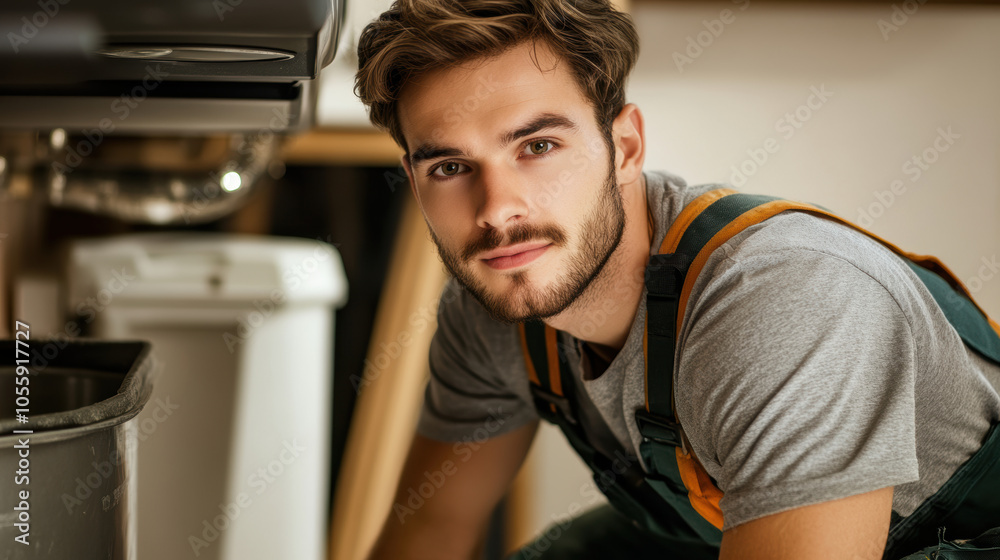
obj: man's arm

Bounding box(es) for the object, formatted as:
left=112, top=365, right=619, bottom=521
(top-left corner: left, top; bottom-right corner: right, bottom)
left=719, top=486, right=894, bottom=560
left=366, top=419, right=539, bottom=560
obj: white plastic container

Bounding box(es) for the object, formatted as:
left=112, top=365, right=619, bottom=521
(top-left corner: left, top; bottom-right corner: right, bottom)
left=67, top=233, right=348, bottom=560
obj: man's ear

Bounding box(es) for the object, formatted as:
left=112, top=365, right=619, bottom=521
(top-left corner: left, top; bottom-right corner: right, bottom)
left=611, top=103, right=646, bottom=187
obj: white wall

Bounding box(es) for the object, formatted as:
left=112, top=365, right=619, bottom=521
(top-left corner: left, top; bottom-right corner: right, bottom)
left=632, top=1, right=1000, bottom=315
left=519, top=0, right=1000, bottom=546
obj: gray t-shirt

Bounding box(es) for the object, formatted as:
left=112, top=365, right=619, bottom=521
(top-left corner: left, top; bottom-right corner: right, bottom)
left=417, top=170, right=1000, bottom=531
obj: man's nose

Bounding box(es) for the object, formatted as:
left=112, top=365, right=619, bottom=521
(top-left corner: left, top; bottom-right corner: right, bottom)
left=474, top=165, right=530, bottom=230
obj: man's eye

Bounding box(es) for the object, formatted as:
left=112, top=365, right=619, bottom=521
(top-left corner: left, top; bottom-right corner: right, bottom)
left=433, top=162, right=467, bottom=177
left=526, top=140, right=554, bottom=155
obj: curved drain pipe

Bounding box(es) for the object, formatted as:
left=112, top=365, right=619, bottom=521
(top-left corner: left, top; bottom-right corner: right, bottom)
left=46, top=132, right=279, bottom=225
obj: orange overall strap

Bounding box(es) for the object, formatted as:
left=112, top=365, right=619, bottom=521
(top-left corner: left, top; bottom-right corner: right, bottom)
left=673, top=198, right=1000, bottom=340
left=518, top=321, right=566, bottom=415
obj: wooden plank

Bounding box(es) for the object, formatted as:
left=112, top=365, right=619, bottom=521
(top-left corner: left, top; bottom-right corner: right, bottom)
left=329, top=195, right=448, bottom=560
left=504, top=446, right=538, bottom=555
left=282, top=129, right=404, bottom=167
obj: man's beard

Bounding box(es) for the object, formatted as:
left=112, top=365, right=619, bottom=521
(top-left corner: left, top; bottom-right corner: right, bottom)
left=429, top=165, right=626, bottom=324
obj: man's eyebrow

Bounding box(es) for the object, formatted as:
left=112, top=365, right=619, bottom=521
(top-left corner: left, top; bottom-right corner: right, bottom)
left=408, top=112, right=580, bottom=168
left=409, top=145, right=465, bottom=169
left=498, top=112, right=579, bottom=148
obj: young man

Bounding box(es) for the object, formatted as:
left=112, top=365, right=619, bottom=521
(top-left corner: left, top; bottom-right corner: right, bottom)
left=354, top=1, right=1000, bottom=558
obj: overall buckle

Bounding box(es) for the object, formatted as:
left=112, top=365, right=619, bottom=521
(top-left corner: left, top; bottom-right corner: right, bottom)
left=635, top=409, right=684, bottom=449
left=531, top=384, right=577, bottom=425
left=645, top=253, right=691, bottom=298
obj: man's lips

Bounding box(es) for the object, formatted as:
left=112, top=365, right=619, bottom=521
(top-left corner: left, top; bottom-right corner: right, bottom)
left=479, top=242, right=552, bottom=270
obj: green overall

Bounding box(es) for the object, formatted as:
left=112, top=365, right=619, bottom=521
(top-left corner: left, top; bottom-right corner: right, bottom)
left=509, top=191, right=1000, bottom=560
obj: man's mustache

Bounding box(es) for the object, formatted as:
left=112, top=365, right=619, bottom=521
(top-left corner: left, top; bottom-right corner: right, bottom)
left=462, top=222, right=567, bottom=261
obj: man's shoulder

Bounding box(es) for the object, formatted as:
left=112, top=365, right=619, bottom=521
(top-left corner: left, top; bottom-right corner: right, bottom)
left=711, top=209, right=916, bottom=290
left=644, top=177, right=903, bottom=269
left=683, top=209, right=915, bottom=330
left=642, top=180, right=926, bottom=328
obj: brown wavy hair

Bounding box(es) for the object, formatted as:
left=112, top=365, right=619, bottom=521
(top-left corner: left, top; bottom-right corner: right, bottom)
left=355, top=0, right=639, bottom=155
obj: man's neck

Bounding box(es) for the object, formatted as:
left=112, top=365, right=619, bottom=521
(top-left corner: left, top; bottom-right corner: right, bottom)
left=544, top=173, right=651, bottom=352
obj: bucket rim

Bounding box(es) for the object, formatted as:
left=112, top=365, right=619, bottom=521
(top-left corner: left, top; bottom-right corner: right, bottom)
left=0, top=339, right=155, bottom=437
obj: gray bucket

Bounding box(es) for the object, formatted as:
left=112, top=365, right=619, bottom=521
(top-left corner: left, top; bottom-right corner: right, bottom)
left=0, top=339, right=153, bottom=560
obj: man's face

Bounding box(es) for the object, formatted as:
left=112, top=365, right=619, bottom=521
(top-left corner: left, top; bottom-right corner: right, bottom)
left=398, top=40, right=626, bottom=324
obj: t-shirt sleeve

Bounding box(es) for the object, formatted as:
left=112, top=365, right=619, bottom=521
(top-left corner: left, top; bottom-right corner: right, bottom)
left=416, top=278, right=540, bottom=442
left=675, top=245, right=922, bottom=531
